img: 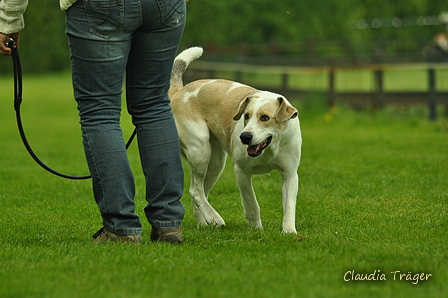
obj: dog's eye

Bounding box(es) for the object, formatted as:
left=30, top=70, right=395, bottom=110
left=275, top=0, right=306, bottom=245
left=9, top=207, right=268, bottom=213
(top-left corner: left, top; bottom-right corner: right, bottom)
left=260, top=115, right=270, bottom=122
left=244, top=114, right=250, bottom=120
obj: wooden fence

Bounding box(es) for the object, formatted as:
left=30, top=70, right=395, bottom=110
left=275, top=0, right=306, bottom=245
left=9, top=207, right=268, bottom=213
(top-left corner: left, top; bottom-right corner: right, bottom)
left=184, top=61, right=448, bottom=120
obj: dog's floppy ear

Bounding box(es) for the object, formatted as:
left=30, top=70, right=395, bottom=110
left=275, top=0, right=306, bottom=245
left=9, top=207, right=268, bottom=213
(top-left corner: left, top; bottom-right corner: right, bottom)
left=233, top=97, right=251, bottom=120
left=276, top=97, right=298, bottom=122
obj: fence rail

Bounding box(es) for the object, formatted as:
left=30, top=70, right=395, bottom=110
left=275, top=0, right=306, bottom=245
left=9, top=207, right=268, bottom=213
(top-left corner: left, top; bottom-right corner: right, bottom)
left=184, top=61, right=448, bottom=120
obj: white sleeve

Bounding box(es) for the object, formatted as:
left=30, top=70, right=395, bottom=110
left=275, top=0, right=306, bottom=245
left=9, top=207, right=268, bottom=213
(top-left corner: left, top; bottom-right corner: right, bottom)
left=0, top=0, right=29, bottom=34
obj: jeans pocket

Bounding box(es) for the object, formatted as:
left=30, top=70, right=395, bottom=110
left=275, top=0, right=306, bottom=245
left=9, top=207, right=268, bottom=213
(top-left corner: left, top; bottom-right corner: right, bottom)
left=156, top=0, right=186, bottom=27
left=83, top=0, right=124, bottom=39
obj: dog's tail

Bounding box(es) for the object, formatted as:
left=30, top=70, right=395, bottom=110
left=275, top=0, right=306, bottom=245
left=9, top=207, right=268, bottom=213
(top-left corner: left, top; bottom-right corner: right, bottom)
left=169, top=47, right=203, bottom=97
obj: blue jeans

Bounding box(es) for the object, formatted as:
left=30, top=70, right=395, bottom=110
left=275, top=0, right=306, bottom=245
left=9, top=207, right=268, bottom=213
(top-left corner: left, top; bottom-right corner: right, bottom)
left=65, top=0, right=186, bottom=235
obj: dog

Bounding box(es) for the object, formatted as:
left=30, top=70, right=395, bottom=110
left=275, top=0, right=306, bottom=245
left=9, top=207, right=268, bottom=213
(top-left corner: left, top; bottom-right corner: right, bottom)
left=169, top=47, right=302, bottom=233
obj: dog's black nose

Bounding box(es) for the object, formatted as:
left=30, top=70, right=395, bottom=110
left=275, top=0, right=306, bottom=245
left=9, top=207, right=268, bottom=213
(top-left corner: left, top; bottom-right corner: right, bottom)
left=240, top=132, right=253, bottom=145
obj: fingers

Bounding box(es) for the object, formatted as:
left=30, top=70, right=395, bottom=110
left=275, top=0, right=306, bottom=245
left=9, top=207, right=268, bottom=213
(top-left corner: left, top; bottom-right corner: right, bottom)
left=0, top=34, right=12, bottom=56
left=0, top=32, right=20, bottom=56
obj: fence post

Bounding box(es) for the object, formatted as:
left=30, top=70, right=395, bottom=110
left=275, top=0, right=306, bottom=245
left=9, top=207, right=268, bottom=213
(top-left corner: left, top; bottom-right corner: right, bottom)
left=208, top=69, right=216, bottom=79
left=328, top=67, right=335, bottom=108
left=236, top=70, right=243, bottom=83
left=281, top=73, right=288, bottom=94
left=428, top=68, right=437, bottom=120
left=374, top=69, right=384, bottom=110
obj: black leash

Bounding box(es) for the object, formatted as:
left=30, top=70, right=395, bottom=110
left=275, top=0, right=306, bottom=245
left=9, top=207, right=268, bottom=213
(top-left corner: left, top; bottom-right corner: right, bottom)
left=8, top=39, right=136, bottom=180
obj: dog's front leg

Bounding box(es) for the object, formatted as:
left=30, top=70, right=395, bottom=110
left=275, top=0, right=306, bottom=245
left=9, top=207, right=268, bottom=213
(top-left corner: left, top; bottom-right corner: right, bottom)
left=234, top=166, right=263, bottom=229
left=281, top=172, right=299, bottom=233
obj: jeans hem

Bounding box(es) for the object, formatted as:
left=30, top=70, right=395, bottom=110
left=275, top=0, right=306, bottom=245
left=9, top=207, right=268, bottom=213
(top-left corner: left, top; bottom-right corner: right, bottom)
left=104, top=225, right=142, bottom=236
left=149, top=221, right=182, bottom=229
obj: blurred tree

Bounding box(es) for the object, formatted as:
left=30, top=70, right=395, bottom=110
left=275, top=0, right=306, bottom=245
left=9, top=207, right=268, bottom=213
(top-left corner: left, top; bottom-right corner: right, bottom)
left=1, top=0, right=447, bottom=74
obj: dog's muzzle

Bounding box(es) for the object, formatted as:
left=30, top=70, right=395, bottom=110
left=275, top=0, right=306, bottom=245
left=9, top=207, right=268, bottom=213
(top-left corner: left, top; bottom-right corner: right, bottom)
left=240, top=132, right=253, bottom=145
left=240, top=132, right=272, bottom=157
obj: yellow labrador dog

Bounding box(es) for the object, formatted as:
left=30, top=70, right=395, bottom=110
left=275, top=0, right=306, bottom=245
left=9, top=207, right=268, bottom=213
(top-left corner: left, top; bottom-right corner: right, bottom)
left=169, top=47, right=302, bottom=233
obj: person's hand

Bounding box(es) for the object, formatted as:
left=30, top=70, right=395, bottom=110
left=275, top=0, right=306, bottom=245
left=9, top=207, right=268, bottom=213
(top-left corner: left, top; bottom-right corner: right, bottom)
left=0, top=32, right=20, bottom=56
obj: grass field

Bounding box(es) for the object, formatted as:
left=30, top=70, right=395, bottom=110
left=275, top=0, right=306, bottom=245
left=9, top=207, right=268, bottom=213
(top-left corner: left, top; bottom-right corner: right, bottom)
left=0, top=73, right=447, bottom=298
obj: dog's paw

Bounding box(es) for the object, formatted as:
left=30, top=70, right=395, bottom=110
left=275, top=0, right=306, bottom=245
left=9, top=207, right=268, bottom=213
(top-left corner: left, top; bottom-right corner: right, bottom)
left=195, top=214, right=226, bottom=227
left=197, top=218, right=226, bottom=227
left=282, top=227, right=297, bottom=234
left=207, top=215, right=226, bottom=227
left=198, top=209, right=226, bottom=227
left=248, top=220, right=263, bottom=229
left=192, top=201, right=226, bottom=227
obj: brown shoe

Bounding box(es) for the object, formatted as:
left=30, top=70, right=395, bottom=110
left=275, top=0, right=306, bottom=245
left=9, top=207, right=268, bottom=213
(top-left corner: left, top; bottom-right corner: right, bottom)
left=92, top=227, right=142, bottom=244
left=150, top=226, right=183, bottom=244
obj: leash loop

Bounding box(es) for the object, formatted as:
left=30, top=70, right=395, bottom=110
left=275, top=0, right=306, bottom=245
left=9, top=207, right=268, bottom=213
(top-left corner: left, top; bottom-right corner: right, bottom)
left=8, top=40, right=136, bottom=180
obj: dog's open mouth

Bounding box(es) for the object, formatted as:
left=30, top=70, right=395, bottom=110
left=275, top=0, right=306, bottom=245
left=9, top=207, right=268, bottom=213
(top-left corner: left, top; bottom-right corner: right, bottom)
left=247, top=136, right=272, bottom=157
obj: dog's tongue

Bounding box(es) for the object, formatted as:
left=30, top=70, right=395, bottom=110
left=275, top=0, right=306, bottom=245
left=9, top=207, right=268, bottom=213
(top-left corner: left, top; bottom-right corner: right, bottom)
left=247, top=144, right=261, bottom=155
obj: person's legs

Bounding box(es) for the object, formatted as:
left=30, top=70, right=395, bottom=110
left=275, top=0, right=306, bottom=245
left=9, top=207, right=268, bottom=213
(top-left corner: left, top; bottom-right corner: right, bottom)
left=126, top=0, right=186, bottom=230
left=66, top=0, right=143, bottom=236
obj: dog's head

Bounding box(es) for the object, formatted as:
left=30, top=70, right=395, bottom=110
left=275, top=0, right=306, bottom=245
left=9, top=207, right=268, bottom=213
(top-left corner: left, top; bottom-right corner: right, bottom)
left=233, top=92, right=298, bottom=157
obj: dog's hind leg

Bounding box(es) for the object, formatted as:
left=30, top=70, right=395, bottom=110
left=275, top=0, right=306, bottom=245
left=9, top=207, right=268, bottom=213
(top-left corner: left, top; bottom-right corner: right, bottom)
left=204, top=135, right=227, bottom=196
left=182, top=127, right=226, bottom=227
left=234, top=165, right=263, bottom=229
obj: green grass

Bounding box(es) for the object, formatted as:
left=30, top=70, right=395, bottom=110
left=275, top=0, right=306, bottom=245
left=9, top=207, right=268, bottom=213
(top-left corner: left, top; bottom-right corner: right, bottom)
left=0, top=73, right=447, bottom=298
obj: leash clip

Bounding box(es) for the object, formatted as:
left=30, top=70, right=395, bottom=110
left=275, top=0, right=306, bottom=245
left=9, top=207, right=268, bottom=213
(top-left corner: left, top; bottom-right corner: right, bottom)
left=7, top=38, right=16, bottom=49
